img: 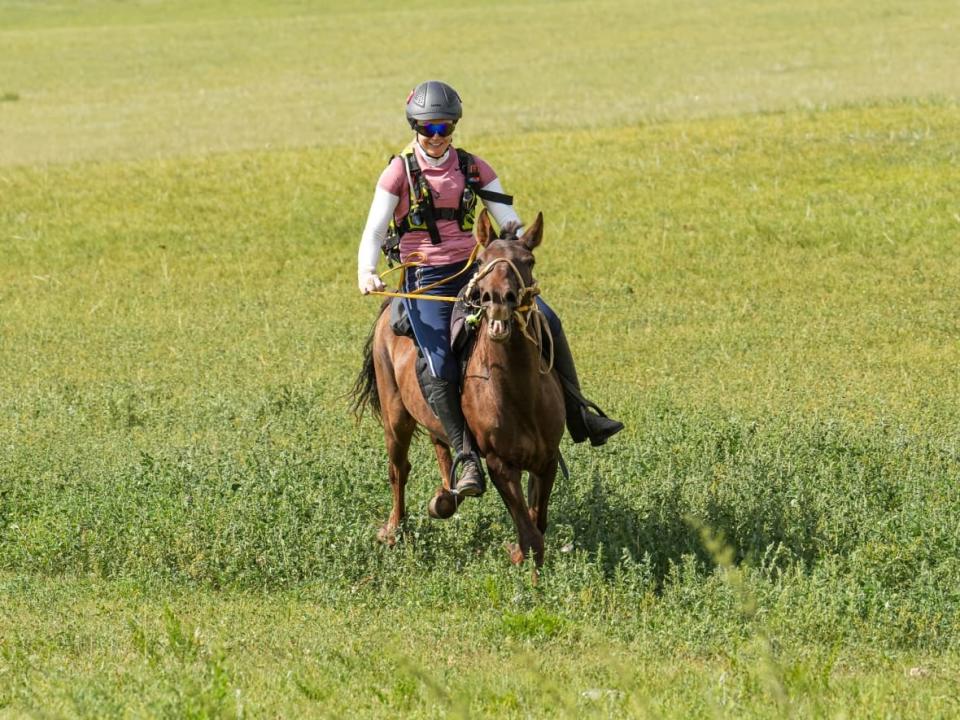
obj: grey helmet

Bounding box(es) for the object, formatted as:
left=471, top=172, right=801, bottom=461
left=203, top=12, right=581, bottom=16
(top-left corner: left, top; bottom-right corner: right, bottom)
left=405, top=80, right=462, bottom=128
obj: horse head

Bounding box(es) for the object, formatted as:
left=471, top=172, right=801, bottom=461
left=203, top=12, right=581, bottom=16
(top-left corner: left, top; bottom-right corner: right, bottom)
left=471, top=209, right=544, bottom=343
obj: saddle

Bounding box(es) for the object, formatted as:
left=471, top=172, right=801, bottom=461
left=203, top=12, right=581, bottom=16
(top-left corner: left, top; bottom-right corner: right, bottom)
left=389, top=293, right=473, bottom=349
left=389, top=298, right=430, bottom=399
left=389, top=292, right=477, bottom=398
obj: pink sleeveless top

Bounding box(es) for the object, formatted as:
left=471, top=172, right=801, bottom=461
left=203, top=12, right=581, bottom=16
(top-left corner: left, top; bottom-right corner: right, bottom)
left=377, top=143, right=497, bottom=266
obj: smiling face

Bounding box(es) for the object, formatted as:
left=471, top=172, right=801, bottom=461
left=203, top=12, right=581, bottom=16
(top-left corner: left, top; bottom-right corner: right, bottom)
left=415, top=119, right=455, bottom=158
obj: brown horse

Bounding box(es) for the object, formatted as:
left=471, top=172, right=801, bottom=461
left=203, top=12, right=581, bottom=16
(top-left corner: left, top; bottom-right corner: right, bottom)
left=352, top=209, right=565, bottom=567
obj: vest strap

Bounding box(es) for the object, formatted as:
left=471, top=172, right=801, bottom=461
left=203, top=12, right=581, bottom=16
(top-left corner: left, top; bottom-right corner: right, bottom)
left=388, top=146, right=513, bottom=247
left=475, top=188, right=514, bottom=204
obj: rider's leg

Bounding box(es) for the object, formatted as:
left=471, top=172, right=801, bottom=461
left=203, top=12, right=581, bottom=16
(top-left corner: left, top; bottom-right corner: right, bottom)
left=421, top=376, right=484, bottom=496
left=536, top=298, right=624, bottom=446
left=404, top=264, right=485, bottom=495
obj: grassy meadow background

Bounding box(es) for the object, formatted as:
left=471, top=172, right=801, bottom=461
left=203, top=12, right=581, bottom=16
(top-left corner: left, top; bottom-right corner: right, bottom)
left=2, top=0, right=960, bottom=716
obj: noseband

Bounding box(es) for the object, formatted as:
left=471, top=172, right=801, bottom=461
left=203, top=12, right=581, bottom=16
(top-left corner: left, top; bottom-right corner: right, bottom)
left=464, top=257, right=554, bottom=374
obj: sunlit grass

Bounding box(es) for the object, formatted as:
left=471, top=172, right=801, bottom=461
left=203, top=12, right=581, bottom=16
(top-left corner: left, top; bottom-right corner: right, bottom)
left=3, top=99, right=959, bottom=717
left=3, top=573, right=959, bottom=718
left=1, top=0, right=958, bottom=165
left=2, top=0, right=960, bottom=716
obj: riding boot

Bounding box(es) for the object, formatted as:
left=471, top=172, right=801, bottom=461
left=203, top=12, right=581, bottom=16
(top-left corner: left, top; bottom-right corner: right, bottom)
left=551, top=325, right=624, bottom=446
left=424, top=377, right=486, bottom=497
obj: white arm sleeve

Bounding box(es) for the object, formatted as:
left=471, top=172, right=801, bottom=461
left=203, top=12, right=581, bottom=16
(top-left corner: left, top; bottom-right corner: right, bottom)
left=481, top=177, right=523, bottom=234
left=357, top=186, right=400, bottom=280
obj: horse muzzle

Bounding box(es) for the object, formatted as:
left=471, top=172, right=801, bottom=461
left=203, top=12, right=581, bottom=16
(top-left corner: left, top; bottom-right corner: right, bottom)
left=487, top=318, right=512, bottom=342
left=483, top=303, right=515, bottom=342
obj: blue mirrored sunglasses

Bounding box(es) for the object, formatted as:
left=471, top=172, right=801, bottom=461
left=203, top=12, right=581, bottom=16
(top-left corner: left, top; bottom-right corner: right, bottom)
left=415, top=121, right=456, bottom=137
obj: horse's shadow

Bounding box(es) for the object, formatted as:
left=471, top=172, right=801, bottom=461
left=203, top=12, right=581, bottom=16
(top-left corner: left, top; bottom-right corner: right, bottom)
left=542, top=458, right=805, bottom=588
left=546, top=463, right=693, bottom=583
left=430, top=455, right=688, bottom=582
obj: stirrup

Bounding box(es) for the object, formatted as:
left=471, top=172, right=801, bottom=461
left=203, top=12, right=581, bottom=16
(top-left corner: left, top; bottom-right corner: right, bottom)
left=450, top=451, right=485, bottom=497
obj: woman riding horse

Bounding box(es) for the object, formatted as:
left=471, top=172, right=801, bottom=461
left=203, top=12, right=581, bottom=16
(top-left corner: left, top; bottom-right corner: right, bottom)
left=357, top=80, right=622, bottom=497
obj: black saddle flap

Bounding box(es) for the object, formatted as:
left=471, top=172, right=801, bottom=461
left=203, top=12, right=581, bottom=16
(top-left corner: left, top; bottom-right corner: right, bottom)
left=450, top=287, right=476, bottom=354
left=390, top=298, right=413, bottom=337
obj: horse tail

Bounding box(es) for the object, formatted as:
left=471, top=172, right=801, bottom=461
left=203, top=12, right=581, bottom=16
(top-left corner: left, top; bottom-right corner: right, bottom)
left=350, top=301, right=389, bottom=420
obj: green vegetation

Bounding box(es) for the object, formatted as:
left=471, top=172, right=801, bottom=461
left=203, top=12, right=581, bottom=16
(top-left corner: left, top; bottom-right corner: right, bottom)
left=3, top=0, right=959, bottom=165
left=2, top=0, right=959, bottom=717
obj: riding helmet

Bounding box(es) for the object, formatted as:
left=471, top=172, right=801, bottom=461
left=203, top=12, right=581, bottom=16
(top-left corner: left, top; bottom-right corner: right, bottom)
left=405, top=80, right=462, bottom=128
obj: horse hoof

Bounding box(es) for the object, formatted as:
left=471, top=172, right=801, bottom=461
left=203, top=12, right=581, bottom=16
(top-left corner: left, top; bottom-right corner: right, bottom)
left=428, top=491, right=458, bottom=519
left=377, top=525, right=398, bottom=546
left=505, top=542, right=525, bottom=565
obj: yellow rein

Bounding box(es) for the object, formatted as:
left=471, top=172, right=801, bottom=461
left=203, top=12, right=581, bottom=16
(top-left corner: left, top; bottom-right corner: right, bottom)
left=367, top=246, right=554, bottom=375
left=367, top=243, right=482, bottom=303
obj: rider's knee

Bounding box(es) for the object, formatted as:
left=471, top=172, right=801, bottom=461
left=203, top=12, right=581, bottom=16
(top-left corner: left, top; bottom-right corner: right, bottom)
left=437, top=357, right=460, bottom=385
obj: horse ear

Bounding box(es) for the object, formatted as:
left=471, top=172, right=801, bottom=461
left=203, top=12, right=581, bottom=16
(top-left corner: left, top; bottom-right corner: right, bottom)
left=520, top=212, right=543, bottom=250
left=475, top=208, right=497, bottom=247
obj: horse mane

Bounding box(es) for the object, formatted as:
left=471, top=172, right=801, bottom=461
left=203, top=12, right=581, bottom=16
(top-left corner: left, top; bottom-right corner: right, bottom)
left=498, top=221, right=522, bottom=241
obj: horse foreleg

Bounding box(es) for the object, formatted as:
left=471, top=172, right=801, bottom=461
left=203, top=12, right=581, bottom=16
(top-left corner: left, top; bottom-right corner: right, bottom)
left=427, top=435, right=464, bottom=519
left=378, top=411, right=415, bottom=546
left=488, top=456, right=544, bottom=567
left=431, top=435, right=454, bottom=491
left=527, top=457, right=558, bottom=536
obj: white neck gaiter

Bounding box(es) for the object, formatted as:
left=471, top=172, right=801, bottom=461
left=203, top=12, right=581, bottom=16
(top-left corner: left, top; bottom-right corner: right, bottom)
left=414, top=138, right=450, bottom=167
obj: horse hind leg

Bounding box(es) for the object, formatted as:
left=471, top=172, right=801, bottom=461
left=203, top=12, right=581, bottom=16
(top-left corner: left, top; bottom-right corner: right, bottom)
left=377, top=406, right=416, bottom=546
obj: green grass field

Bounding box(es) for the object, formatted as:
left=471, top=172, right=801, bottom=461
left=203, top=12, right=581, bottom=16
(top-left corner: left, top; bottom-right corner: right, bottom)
left=3, top=1, right=960, bottom=717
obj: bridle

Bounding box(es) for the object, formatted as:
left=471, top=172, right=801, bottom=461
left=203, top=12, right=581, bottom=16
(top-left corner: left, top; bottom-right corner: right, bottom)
left=365, top=239, right=555, bottom=374
left=463, top=256, right=554, bottom=375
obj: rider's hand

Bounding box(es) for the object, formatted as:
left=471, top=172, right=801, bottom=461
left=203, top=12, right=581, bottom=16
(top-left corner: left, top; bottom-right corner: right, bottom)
left=359, top=271, right=386, bottom=295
